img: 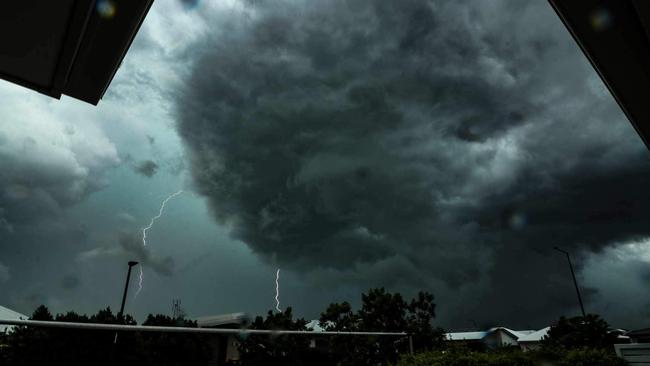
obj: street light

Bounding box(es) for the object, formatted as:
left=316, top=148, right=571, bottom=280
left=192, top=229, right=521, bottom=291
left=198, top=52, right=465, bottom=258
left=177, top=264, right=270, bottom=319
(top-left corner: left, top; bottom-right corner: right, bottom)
left=115, top=261, right=138, bottom=345
left=553, top=247, right=586, bottom=317
left=118, top=261, right=139, bottom=320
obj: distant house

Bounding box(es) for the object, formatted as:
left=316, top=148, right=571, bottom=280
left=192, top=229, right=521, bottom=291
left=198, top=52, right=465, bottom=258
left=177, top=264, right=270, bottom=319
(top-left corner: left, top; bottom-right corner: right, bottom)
left=0, top=305, right=28, bottom=335
left=446, top=327, right=546, bottom=351
left=615, top=328, right=650, bottom=365
left=305, top=320, right=330, bottom=349
left=625, top=328, right=650, bottom=344
left=517, top=327, right=550, bottom=351
left=195, top=312, right=248, bottom=366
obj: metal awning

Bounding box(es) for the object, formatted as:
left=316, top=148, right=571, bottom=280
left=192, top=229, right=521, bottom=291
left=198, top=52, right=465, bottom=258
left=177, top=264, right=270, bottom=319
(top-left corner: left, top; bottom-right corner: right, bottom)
left=0, top=0, right=153, bottom=105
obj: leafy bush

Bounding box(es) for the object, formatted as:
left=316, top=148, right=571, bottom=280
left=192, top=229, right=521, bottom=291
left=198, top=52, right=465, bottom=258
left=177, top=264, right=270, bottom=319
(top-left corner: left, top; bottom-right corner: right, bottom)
left=541, top=314, right=618, bottom=350
left=0, top=306, right=211, bottom=366
left=396, top=347, right=626, bottom=366
left=397, top=348, right=534, bottom=366
left=558, top=347, right=626, bottom=366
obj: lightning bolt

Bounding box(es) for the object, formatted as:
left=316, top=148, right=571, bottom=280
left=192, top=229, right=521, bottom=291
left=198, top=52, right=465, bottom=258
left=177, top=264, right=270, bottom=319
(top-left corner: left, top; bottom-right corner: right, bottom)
left=134, top=190, right=184, bottom=299
left=275, top=268, right=281, bottom=312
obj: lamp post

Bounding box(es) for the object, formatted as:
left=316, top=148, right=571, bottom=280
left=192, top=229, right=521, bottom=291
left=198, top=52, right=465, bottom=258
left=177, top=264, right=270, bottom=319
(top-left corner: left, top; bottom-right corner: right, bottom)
left=115, top=261, right=138, bottom=344
left=118, top=261, right=139, bottom=320
left=553, top=247, right=586, bottom=317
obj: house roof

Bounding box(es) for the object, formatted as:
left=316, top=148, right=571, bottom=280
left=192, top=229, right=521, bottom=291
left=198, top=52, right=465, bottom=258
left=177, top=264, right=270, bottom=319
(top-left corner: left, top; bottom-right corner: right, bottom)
left=0, top=305, right=28, bottom=333
left=306, top=320, right=326, bottom=332
left=195, top=312, right=247, bottom=328
left=447, top=327, right=545, bottom=342
left=626, top=328, right=650, bottom=337
left=446, top=331, right=488, bottom=341
left=517, top=327, right=550, bottom=343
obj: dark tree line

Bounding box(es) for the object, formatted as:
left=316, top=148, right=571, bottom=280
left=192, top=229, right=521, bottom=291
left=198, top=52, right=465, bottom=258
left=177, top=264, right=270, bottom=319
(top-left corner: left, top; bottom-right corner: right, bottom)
left=0, top=288, right=444, bottom=366
left=237, top=288, right=445, bottom=366
left=0, top=305, right=211, bottom=366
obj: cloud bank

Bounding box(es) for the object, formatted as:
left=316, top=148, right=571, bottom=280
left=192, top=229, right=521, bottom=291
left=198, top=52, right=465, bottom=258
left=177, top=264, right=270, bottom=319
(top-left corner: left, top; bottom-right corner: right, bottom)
left=175, top=0, right=650, bottom=326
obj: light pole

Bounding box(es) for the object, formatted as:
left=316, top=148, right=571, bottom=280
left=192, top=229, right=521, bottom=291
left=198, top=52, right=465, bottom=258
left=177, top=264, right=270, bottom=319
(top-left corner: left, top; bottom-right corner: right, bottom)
left=118, top=261, right=139, bottom=320
left=553, top=247, right=586, bottom=317
left=115, top=261, right=138, bottom=344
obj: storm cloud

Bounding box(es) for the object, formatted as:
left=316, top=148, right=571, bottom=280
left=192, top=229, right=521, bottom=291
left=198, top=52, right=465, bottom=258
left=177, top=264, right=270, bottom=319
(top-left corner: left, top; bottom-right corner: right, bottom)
left=176, top=0, right=650, bottom=326
left=76, top=232, right=175, bottom=277
left=133, top=160, right=159, bottom=178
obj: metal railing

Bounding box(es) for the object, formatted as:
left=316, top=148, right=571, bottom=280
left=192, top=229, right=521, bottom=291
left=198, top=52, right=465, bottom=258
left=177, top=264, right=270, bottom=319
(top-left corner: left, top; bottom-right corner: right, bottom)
left=0, top=318, right=408, bottom=337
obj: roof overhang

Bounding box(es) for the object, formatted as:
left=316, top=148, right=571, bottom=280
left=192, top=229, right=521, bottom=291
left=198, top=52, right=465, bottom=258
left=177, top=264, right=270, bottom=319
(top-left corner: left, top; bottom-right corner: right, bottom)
left=548, top=0, right=650, bottom=150
left=0, top=0, right=153, bottom=105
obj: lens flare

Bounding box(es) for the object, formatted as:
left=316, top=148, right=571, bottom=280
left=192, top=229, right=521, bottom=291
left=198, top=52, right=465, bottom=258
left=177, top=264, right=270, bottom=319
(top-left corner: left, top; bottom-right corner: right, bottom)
left=96, top=0, right=116, bottom=19
left=589, top=8, right=612, bottom=32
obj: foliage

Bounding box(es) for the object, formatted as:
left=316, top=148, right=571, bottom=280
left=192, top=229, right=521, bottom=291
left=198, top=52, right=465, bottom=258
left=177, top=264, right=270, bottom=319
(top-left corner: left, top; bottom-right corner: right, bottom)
left=397, top=347, right=626, bottom=366
left=237, top=307, right=324, bottom=366
left=406, top=292, right=446, bottom=351
left=0, top=305, right=210, bottom=366
left=397, top=347, right=535, bottom=366
left=541, top=314, right=618, bottom=350
left=558, top=347, right=627, bottom=366
left=319, top=301, right=358, bottom=331
left=310, top=288, right=445, bottom=366
left=139, top=314, right=211, bottom=366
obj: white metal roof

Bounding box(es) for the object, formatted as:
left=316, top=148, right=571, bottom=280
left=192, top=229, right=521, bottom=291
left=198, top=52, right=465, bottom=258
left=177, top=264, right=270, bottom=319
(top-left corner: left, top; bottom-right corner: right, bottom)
left=195, top=312, right=247, bottom=328
left=447, top=327, right=544, bottom=342
left=306, top=320, right=325, bottom=332
left=517, top=327, right=550, bottom=342
left=0, top=305, right=28, bottom=333
left=446, top=331, right=488, bottom=341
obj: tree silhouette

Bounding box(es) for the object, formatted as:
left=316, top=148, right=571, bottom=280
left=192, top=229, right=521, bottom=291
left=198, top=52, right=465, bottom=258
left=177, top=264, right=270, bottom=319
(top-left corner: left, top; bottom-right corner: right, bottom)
left=237, top=307, right=321, bottom=366
left=312, top=288, right=445, bottom=366
left=542, top=314, right=618, bottom=350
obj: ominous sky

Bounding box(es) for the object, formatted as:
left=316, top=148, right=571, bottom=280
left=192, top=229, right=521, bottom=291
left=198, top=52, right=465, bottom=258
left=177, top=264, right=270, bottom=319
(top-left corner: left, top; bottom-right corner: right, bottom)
left=1, top=0, right=650, bottom=330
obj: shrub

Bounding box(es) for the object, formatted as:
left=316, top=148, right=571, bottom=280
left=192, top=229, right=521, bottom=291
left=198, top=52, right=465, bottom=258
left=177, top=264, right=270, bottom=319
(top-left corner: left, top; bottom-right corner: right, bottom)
left=559, top=347, right=626, bottom=366
left=397, top=348, right=534, bottom=366
left=396, top=347, right=627, bottom=366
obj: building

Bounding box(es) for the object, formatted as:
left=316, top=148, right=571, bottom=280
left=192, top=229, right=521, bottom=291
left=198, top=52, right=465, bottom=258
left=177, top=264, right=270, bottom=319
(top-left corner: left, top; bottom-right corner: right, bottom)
left=517, top=327, right=550, bottom=351
left=195, top=312, right=248, bottom=366
left=446, top=327, right=547, bottom=351
left=0, top=305, right=28, bottom=334
left=305, top=319, right=329, bottom=349
left=614, top=328, right=650, bottom=365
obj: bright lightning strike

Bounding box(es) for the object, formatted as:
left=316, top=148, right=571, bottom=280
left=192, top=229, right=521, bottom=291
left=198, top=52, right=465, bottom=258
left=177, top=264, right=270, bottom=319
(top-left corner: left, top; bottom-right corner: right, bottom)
left=275, top=268, right=281, bottom=312
left=134, top=190, right=184, bottom=299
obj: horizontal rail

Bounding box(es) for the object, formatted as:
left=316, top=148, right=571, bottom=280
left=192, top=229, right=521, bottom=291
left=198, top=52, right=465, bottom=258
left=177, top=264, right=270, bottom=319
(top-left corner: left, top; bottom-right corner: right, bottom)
left=0, top=319, right=407, bottom=337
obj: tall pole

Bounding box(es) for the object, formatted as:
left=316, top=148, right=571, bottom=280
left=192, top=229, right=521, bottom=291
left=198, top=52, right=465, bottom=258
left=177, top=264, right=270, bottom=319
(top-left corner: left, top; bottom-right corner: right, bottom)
left=554, top=247, right=586, bottom=317
left=115, top=261, right=138, bottom=345
left=118, top=261, right=139, bottom=320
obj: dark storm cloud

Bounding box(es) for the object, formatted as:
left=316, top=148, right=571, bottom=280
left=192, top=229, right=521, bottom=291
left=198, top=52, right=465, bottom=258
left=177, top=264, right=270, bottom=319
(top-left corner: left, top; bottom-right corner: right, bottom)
left=133, top=160, right=159, bottom=178
left=118, top=232, right=174, bottom=276
left=61, top=274, right=81, bottom=290
left=177, top=0, right=650, bottom=326
left=76, top=232, right=175, bottom=276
